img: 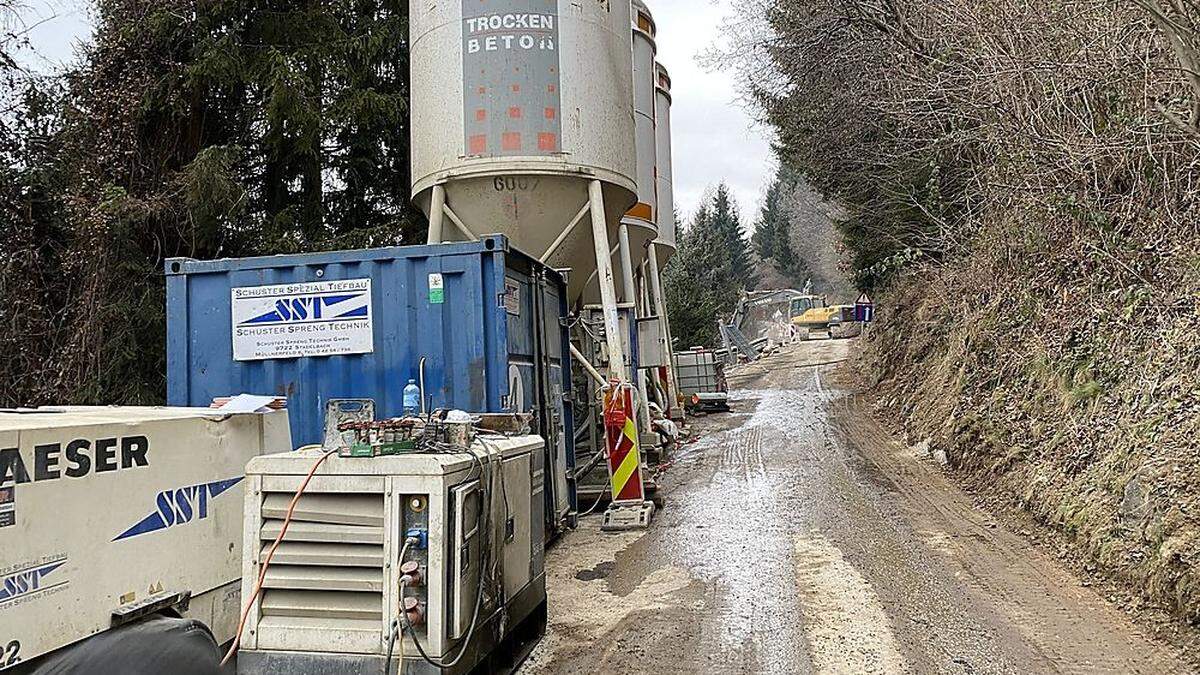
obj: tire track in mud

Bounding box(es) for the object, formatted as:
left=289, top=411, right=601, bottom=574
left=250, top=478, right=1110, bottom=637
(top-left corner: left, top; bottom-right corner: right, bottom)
left=828, top=394, right=1192, bottom=675
left=719, top=424, right=768, bottom=481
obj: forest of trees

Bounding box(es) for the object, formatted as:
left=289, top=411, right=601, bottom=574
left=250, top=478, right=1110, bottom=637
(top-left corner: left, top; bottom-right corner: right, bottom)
left=1, top=0, right=421, bottom=406
left=1, top=2, right=849, bottom=399
left=664, top=184, right=758, bottom=349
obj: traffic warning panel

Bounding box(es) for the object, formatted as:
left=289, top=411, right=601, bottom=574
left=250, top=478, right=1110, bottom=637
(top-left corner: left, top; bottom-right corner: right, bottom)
left=603, top=381, right=645, bottom=504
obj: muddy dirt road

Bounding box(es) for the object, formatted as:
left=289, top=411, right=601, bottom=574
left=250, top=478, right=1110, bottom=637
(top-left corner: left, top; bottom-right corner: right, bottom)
left=522, top=340, right=1194, bottom=675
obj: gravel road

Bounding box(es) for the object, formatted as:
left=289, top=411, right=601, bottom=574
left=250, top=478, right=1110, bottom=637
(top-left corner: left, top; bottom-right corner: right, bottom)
left=522, top=339, right=1193, bottom=674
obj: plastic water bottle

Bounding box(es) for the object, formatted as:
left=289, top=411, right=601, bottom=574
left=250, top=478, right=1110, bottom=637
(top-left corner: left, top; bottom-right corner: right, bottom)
left=403, top=379, right=420, bottom=416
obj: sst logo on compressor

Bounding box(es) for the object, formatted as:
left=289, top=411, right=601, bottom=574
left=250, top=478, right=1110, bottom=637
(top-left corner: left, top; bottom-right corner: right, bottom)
left=0, top=560, right=67, bottom=606
left=114, top=478, right=243, bottom=541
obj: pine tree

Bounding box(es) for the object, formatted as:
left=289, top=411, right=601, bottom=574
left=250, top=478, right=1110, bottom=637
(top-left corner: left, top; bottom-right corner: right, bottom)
left=708, top=183, right=758, bottom=291
left=666, top=209, right=733, bottom=348
left=664, top=185, right=754, bottom=348
left=0, top=0, right=421, bottom=405
left=752, top=168, right=812, bottom=288
left=752, top=177, right=787, bottom=262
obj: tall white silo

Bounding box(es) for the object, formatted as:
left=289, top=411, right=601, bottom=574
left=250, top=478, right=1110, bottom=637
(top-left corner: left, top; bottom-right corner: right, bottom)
left=653, top=63, right=676, bottom=267
left=618, top=0, right=659, bottom=302
left=409, top=0, right=647, bottom=376
left=648, top=61, right=681, bottom=417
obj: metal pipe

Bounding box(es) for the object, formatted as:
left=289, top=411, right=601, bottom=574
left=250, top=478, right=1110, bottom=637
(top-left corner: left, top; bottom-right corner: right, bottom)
left=443, top=203, right=480, bottom=242
left=621, top=240, right=651, bottom=439
left=426, top=185, right=446, bottom=244
left=639, top=260, right=651, bottom=317
left=647, top=246, right=680, bottom=414
left=541, top=201, right=591, bottom=263
left=418, top=357, right=428, bottom=415
left=570, top=343, right=605, bottom=388
left=617, top=222, right=637, bottom=305
left=588, top=180, right=627, bottom=381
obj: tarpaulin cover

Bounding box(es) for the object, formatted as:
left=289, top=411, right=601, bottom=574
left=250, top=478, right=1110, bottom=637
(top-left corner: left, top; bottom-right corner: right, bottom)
left=25, top=616, right=223, bottom=675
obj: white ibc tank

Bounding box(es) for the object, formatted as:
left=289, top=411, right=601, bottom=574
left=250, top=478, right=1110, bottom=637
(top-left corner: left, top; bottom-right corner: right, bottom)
left=653, top=62, right=676, bottom=266
left=410, top=0, right=652, bottom=302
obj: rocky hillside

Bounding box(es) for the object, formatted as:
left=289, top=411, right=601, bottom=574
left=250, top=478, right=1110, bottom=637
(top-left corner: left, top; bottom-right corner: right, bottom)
left=865, top=214, right=1200, bottom=623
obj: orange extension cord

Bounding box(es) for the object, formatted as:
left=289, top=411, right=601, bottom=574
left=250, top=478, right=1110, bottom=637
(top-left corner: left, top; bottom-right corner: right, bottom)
left=220, top=449, right=338, bottom=667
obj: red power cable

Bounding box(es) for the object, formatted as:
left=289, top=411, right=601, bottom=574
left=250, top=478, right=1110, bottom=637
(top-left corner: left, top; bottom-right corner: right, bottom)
left=220, top=449, right=338, bottom=667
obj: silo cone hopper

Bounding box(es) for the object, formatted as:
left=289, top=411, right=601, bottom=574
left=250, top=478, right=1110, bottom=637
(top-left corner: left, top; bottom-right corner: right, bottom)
left=409, top=0, right=651, bottom=309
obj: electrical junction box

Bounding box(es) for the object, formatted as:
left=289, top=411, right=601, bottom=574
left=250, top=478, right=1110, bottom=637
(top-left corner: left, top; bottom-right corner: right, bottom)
left=580, top=303, right=640, bottom=372
left=0, top=407, right=291, bottom=670
left=636, top=316, right=666, bottom=368
left=236, top=434, right=546, bottom=675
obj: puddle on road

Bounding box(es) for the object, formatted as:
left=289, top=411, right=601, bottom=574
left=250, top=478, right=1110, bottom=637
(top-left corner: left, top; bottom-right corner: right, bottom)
left=658, top=386, right=838, bottom=674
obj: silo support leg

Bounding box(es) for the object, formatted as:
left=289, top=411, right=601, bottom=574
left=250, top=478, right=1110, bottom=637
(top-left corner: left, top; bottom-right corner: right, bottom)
left=646, top=247, right=680, bottom=417
left=541, top=201, right=591, bottom=263
left=587, top=180, right=628, bottom=382
left=427, top=185, right=447, bottom=244
left=617, top=223, right=637, bottom=306
left=616, top=220, right=651, bottom=437
left=589, top=182, right=656, bottom=531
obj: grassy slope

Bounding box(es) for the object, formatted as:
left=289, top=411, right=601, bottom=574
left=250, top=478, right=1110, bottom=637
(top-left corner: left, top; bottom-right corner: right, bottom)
left=863, top=214, right=1200, bottom=620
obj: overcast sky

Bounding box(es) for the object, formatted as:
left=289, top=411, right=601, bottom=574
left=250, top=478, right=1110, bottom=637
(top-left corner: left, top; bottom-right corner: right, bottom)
left=11, top=0, right=774, bottom=227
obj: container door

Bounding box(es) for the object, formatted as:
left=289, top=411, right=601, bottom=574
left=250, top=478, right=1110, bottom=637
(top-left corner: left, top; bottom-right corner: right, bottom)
left=532, top=272, right=571, bottom=532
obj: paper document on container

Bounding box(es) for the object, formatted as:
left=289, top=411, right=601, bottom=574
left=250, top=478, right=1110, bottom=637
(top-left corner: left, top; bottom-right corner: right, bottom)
left=217, top=394, right=279, bottom=413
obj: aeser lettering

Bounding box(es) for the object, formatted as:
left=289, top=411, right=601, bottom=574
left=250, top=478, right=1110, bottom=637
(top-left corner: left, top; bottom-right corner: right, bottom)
left=0, top=436, right=148, bottom=486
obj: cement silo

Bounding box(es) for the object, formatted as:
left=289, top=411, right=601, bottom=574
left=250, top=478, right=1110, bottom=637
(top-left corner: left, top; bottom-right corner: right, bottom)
left=652, top=63, right=676, bottom=267
left=648, top=60, right=681, bottom=418
left=409, top=0, right=651, bottom=323
left=618, top=0, right=659, bottom=302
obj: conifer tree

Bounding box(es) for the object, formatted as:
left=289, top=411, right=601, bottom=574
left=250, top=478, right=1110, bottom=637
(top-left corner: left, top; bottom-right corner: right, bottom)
left=752, top=167, right=812, bottom=288
left=0, top=0, right=421, bottom=405
left=708, top=183, right=758, bottom=291
left=664, top=184, right=756, bottom=348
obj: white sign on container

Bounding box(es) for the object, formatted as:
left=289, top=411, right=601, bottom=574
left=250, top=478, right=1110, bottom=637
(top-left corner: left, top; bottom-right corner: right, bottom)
left=231, top=279, right=374, bottom=361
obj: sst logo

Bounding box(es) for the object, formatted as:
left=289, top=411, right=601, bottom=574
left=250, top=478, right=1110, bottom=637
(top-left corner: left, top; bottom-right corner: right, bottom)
left=0, top=560, right=67, bottom=607
left=114, top=478, right=243, bottom=541
left=240, top=293, right=369, bottom=326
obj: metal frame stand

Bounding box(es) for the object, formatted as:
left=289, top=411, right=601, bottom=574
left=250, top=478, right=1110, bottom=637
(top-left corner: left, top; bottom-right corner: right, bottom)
left=646, top=244, right=681, bottom=419
left=595, top=185, right=654, bottom=531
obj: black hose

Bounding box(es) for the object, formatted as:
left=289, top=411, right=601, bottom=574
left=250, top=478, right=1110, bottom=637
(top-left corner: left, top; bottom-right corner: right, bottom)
left=383, top=618, right=399, bottom=675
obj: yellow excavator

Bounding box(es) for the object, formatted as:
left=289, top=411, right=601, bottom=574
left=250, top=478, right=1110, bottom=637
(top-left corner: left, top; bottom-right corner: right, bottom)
left=790, top=295, right=841, bottom=339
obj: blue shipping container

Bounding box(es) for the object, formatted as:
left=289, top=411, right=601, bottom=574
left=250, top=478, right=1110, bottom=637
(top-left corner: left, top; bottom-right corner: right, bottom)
left=165, top=236, right=576, bottom=524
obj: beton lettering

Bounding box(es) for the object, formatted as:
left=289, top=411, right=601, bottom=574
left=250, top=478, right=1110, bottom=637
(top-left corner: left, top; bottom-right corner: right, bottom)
left=465, top=13, right=556, bottom=53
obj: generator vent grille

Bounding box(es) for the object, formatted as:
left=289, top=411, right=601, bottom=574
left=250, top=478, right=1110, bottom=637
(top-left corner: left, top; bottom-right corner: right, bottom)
left=258, top=491, right=386, bottom=626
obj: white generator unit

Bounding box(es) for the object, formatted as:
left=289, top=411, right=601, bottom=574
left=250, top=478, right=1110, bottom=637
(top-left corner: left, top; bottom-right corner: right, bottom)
left=236, top=435, right=547, bottom=675
left=0, top=406, right=292, bottom=671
